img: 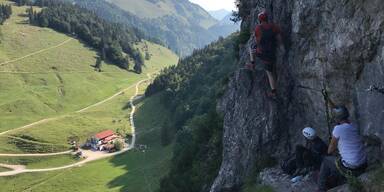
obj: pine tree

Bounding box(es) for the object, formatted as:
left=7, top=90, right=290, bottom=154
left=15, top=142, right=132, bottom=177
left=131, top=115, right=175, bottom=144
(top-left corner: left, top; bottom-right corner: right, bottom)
left=0, top=12, right=4, bottom=25
left=0, top=5, right=12, bottom=25
left=95, top=57, right=102, bottom=72
left=133, top=50, right=144, bottom=74
left=27, top=6, right=34, bottom=24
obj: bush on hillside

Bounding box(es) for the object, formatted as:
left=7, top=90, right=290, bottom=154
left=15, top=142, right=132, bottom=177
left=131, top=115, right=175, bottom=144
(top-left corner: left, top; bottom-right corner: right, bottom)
left=114, top=140, right=124, bottom=151
left=0, top=4, right=12, bottom=25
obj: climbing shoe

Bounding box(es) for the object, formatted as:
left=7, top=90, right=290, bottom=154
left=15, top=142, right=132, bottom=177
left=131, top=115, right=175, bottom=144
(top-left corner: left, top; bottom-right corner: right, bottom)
left=292, top=168, right=307, bottom=178
left=267, top=89, right=277, bottom=99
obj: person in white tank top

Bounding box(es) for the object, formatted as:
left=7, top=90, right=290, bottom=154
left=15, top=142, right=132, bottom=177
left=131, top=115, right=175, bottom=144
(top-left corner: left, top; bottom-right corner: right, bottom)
left=317, top=105, right=367, bottom=192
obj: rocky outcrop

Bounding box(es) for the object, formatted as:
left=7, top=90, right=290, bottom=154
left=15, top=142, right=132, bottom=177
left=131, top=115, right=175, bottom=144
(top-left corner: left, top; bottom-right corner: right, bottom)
left=211, top=0, right=384, bottom=191
left=259, top=167, right=318, bottom=192
left=211, top=67, right=279, bottom=191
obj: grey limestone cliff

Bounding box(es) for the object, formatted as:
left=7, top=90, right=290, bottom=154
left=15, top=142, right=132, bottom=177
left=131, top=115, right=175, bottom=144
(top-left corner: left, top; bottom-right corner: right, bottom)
left=211, top=0, right=384, bottom=191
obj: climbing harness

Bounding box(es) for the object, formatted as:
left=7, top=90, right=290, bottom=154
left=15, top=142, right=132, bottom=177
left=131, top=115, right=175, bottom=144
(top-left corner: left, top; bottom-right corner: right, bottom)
left=335, top=157, right=355, bottom=178
left=335, top=156, right=367, bottom=183
left=334, top=156, right=362, bottom=191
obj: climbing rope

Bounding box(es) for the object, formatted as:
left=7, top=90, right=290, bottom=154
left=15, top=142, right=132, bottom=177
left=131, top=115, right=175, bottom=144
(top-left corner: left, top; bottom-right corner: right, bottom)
left=298, top=83, right=383, bottom=140
left=321, top=84, right=333, bottom=140
left=295, top=84, right=333, bottom=139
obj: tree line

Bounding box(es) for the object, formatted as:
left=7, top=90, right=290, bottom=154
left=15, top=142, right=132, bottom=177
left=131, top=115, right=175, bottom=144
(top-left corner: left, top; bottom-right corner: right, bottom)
left=145, top=35, right=239, bottom=192
left=17, top=0, right=144, bottom=73
left=0, top=4, right=12, bottom=25
left=10, top=0, right=32, bottom=6
left=69, top=0, right=165, bottom=46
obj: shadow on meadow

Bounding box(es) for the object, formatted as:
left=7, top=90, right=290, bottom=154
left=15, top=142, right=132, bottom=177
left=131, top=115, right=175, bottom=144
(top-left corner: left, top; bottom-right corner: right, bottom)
left=107, top=95, right=173, bottom=192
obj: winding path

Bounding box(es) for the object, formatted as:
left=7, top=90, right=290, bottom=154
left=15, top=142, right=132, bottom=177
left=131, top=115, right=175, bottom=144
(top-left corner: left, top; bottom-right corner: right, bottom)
left=0, top=75, right=150, bottom=176
left=0, top=75, right=150, bottom=136
left=0, top=116, right=64, bottom=136
left=0, top=150, right=72, bottom=157
left=0, top=38, right=73, bottom=66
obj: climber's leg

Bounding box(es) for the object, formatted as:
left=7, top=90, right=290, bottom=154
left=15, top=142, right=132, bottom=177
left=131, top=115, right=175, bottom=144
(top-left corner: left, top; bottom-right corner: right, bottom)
left=266, top=70, right=276, bottom=91
left=263, top=60, right=277, bottom=96
left=318, top=156, right=341, bottom=191
left=295, top=145, right=306, bottom=169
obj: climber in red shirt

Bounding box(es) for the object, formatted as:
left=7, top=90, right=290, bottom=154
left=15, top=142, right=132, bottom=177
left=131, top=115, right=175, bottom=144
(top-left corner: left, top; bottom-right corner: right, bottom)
left=247, top=11, right=284, bottom=97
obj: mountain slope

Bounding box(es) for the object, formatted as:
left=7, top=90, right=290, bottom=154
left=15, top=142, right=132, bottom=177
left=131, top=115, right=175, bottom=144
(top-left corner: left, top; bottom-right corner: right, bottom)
left=29, top=0, right=147, bottom=72
left=107, top=0, right=217, bottom=29
left=0, top=5, right=177, bottom=190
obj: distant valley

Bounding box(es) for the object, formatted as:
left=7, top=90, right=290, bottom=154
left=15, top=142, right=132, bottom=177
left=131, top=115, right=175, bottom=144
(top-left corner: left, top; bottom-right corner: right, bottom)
left=72, top=0, right=239, bottom=56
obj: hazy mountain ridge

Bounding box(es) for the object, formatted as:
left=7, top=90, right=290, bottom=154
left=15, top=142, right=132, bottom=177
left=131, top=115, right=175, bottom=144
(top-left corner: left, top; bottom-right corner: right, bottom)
left=218, top=13, right=239, bottom=25
left=106, top=0, right=217, bottom=29
left=209, top=9, right=231, bottom=20
left=209, top=13, right=240, bottom=39
left=101, top=0, right=238, bottom=56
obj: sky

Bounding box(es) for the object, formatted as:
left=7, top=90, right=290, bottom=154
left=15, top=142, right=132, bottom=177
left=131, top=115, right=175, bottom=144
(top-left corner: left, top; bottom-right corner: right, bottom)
left=189, top=0, right=236, bottom=11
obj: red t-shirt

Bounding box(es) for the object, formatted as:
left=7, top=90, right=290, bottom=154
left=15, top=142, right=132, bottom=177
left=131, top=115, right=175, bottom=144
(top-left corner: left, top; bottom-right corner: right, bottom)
left=254, top=23, right=281, bottom=56
left=254, top=23, right=281, bottom=43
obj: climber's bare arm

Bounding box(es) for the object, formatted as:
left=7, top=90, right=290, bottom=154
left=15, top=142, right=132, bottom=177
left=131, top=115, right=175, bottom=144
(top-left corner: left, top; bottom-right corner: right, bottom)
left=327, top=136, right=338, bottom=155
left=249, top=45, right=255, bottom=62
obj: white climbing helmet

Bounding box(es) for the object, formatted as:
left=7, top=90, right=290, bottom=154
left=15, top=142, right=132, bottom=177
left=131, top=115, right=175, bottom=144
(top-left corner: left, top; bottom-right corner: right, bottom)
left=302, top=127, right=316, bottom=140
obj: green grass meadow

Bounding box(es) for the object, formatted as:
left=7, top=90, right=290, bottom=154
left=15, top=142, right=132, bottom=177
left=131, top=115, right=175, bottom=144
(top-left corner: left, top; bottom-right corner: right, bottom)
left=0, top=94, right=173, bottom=192
left=0, top=154, right=79, bottom=169
left=0, top=2, right=177, bottom=191
left=0, top=2, right=177, bottom=152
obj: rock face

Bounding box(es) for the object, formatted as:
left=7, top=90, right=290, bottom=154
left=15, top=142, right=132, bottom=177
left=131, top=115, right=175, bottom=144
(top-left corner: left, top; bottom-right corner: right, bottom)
left=259, top=168, right=318, bottom=192
left=211, top=0, right=384, bottom=191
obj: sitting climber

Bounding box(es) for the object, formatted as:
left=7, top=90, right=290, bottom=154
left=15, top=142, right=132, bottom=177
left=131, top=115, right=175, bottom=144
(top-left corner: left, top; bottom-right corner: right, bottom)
left=317, top=106, right=368, bottom=192
left=247, top=11, right=283, bottom=97
left=281, top=127, right=327, bottom=177
left=294, top=127, right=328, bottom=176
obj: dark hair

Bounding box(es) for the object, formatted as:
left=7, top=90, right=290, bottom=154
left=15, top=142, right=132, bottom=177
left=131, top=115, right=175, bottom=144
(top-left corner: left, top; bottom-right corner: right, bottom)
left=332, top=106, right=350, bottom=122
